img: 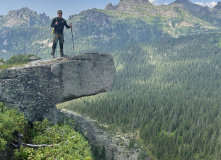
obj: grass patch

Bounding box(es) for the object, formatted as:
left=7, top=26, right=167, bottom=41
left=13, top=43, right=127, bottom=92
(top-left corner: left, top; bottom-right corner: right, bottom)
left=0, top=54, right=37, bottom=70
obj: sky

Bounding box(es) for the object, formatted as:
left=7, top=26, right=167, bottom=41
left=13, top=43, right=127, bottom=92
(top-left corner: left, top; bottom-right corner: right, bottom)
left=0, top=0, right=220, bottom=19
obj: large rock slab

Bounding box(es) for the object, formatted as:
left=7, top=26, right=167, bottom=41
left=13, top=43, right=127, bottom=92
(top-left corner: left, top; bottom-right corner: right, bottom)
left=0, top=53, right=115, bottom=122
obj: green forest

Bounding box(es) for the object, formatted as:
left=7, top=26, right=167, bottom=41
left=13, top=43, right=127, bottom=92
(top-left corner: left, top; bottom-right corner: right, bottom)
left=59, top=33, right=221, bottom=160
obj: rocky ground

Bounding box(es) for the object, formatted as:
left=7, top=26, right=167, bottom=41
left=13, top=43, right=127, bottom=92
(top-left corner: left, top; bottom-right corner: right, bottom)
left=60, top=109, right=141, bottom=160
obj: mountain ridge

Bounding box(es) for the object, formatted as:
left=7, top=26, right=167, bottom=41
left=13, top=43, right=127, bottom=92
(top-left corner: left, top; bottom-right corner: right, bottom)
left=0, top=7, right=50, bottom=28
left=1, top=0, right=221, bottom=31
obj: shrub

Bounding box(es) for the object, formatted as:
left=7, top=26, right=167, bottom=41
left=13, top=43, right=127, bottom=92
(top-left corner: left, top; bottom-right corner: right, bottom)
left=0, top=103, right=93, bottom=159
left=14, top=119, right=93, bottom=160
left=0, top=103, right=27, bottom=151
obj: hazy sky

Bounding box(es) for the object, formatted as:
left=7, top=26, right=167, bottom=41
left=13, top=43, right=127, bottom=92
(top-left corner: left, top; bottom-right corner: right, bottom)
left=1, top=0, right=219, bottom=19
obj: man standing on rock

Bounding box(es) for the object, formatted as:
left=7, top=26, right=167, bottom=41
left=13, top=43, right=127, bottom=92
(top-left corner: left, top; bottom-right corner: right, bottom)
left=51, top=10, right=72, bottom=58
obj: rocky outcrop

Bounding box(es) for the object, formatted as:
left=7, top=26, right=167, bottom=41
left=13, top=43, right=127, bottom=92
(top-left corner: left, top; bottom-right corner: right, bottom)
left=120, top=0, right=149, bottom=3
left=199, top=6, right=211, bottom=15
left=105, top=3, right=117, bottom=10
left=0, top=53, right=115, bottom=122
left=61, top=109, right=141, bottom=160
left=104, top=0, right=150, bottom=11
left=214, top=1, right=221, bottom=10
left=171, top=0, right=203, bottom=12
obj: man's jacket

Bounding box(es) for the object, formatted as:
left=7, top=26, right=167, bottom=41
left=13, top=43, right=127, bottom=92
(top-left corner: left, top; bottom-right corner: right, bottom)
left=51, top=17, right=70, bottom=33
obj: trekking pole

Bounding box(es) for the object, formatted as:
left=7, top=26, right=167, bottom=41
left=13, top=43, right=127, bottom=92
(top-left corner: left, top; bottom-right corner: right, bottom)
left=71, top=23, right=74, bottom=54
left=55, top=35, right=58, bottom=58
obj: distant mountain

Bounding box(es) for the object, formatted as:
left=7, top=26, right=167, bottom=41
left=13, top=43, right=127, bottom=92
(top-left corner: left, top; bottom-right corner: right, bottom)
left=0, top=7, right=50, bottom=28
left=170, top=0, right=203, bottom=11
left=102, top=0, right=221, bottom=35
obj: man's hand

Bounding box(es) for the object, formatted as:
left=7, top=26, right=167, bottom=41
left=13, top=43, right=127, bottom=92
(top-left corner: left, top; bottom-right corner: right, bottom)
left=55, top=22, right=58, bottom=25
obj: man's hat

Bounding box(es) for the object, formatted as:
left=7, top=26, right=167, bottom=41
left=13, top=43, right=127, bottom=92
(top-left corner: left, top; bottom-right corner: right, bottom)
left=57, top=10, right=63, bottom=14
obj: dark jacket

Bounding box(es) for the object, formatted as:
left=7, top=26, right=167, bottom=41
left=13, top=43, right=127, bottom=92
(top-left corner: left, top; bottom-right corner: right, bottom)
left=51, top=17, right=70, bottom=33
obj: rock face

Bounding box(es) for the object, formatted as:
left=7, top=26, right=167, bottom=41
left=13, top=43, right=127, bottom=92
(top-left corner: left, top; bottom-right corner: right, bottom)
left=105, top=3, right=116, bottom=10
left=61, top=109, right=141, bottom=160
left=214, top=1, right=221, bottom=10
left=104, top=0, right=150, bottom=11
left=0, top=53, right=115, bottom=122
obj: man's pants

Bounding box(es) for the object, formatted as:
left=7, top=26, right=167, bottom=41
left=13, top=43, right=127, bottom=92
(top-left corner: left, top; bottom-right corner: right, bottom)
left=51, top=33, right=64, bottom=56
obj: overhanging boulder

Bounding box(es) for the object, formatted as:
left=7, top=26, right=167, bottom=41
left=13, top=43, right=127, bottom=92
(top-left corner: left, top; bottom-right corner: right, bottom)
left=0, top=53, right=115, bottom=122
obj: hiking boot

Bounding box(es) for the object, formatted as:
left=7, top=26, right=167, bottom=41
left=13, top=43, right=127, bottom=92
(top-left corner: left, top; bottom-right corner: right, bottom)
left=60, top=50, right=68, bottom=58
left=61, top=54, right=68, bottom=58
left=51, top=55, right=55, bottom=59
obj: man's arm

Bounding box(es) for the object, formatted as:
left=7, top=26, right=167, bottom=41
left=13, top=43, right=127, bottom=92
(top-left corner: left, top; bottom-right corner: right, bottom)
left=64, top=20, right=71, bottom=29
left=51, top=18, right=56, bottom=27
